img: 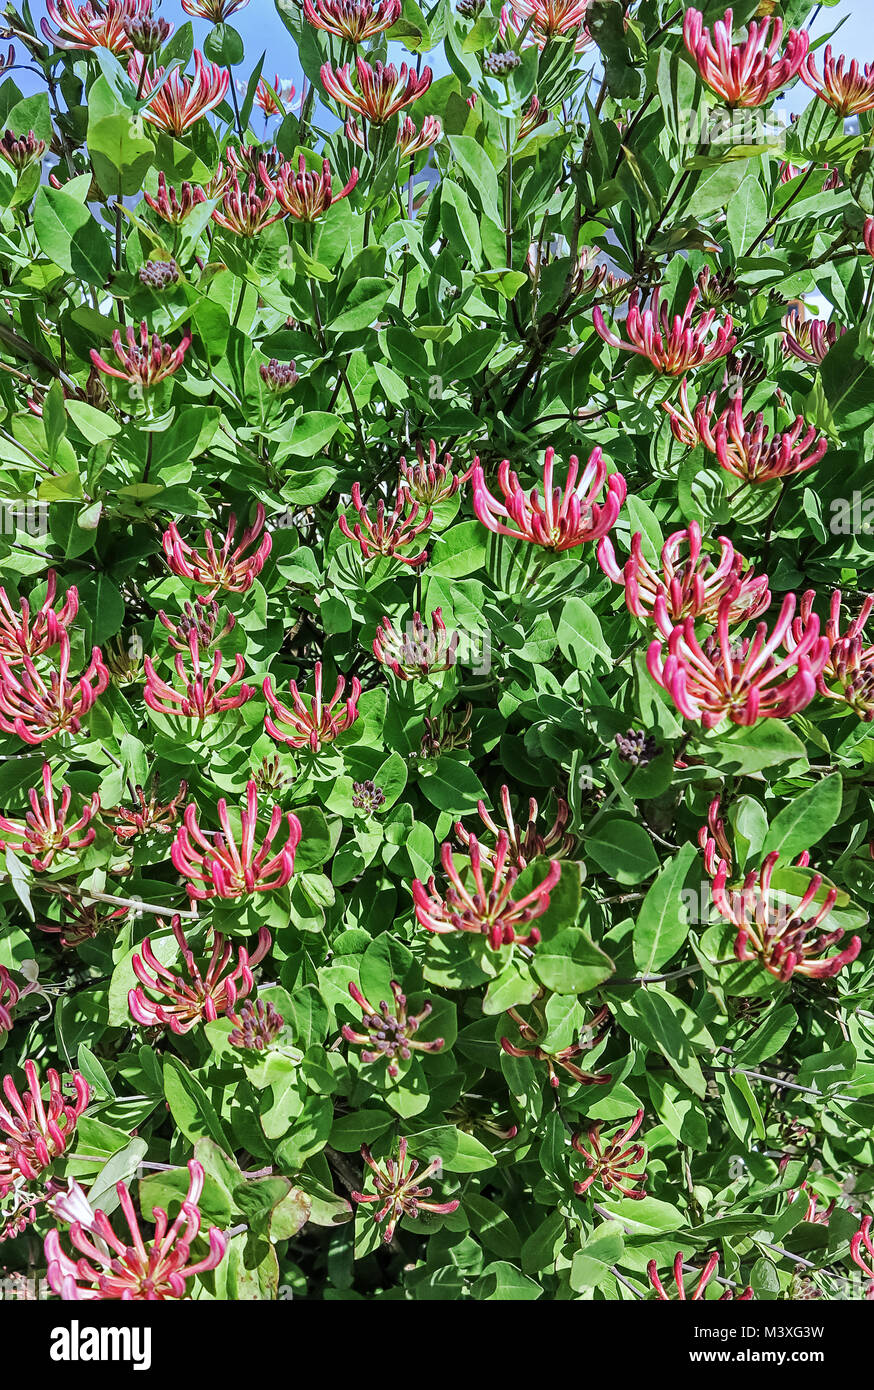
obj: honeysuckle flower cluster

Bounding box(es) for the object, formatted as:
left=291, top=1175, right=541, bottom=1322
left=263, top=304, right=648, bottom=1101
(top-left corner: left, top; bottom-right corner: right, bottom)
left=162, top=506, right=272, bottom=599
left=802, top=44, right=874, bottom=116
left=123, top=11, right=172, bottom=51
left=271, top=155, right=359, bottom=223
left=593, top=287, right=736, bottom=375
left=38, top=895, right=129, bottom=950
left=211, top=166, right=284, bottom=238
left=682, top=7, right=809, bottom=108
left=227, top=999, right=284, bottom=1052
left=144, top=173, right=207, bottom=225
left=138, top=259, right=179, bottom=290
left=41, top=0, right=156, bottom=54
left=45, top=1159, right=227, bottom=1300
left=0, top=761, right=99, bottom=872
left=253, top=75, right=296, bottom=117
left=351, top=1137, right=459, bottom=1241
left=472, top=447, right=626, bottom=552
left=0, top=570, right=77, bottom=665
left=90, top=321, right=191, bottom=392
left=782, top=309, right=846, bottom=365
left=0, top=1061, right=90, bottom=1194
left=128, top=52, right=230, bottom=136
left=412, top=832, right=561, bottom=951
left=850, top=1216, right=874, bottom=1295
left=455, top=784, right=574, bottom=869
left=504, top=0, right=591, bottom=46
left=339, top=484, right=433, bottom=566
left=615, top=729, right=661, bottom=767
left=0, top=632, right=109, bottom=744
left=647, top=1252, right=753, bottom=1301
left=501, top=1001, right=611, bottom=1089
left=129, top=916, right=271, bottom=1033
left=398, top=441, right=470, bottom=508
left=143, top=639, right=255, bottom=720
left=260, top=359, right=299, bottom=393
left=105, top=777, right=188, bottom=842
left=791, top=589, right=874, bottom=720
left=693, top=388, right=828, bottom=484
left=342, top=980, right=444, bottom=1078
left=712, top=853, right=861, bottom=982
left=372, top=608, right=458, bottom=681
left=304, top=0, right=401, bottom=42
left=572, top=1109, right=647, bottom=1200
left=158, top=600, right=235, bottom=655
left=0, top=130, right=46, bottom=171
left=181, top=0, right=249, bottom=18
left=171, top=780, right=301, bottom=901
left=351, top=781, right=386, bottom=814
left=321, top=58, right=433, bottom=125
left=263, top=662, right=361, bottom=752
left=787, top=1180, right=837, bottom=1226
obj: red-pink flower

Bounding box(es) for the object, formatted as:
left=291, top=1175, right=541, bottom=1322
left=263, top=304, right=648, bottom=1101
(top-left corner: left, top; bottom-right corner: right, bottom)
left=788, top=1180, right=836, bottom=1226
left=501, top=1001, right=610, bottom=1089
left=211, top=168, right=284, bottom=237
left=500, top=1, right=591, bottom=52
left=162, top=505, right=271, bottom=599
left=143, top=639, right=255, bottom=721
left=45, top=1159, right=226, bottom=1300
left=263, top=661, right=361, bottom=752
left=129, top=915, right=271, bottom=1033
left=683, top=7, right=809, bottom=108
left=0, top=1061, right=90, bottom=1194
left=802, top=44, right=874, bottom=116
left=472, top=446, right=626, bottom=552
left=171, top=780, right=301, bottom=901
left=412, top=831, right=561, bottom=952
left=865, top=216, right=874, bottom=260
left=90, top=321, right=191, bottom=391
left=455, top=784, right=574, bottom=870
left=351, top=1137, right=459, bottom=1242
left=712, top=853, right=860, bottom=982
left=699, top=796, right=734, bottom=879
left=572, top=1108, right=647, bottom=1199
left=128, top=51, right=229, bottom=136
left=272, top=155, right=358, bottom=222
left=0, top=761, right=99, bottom=872
left=342, top=980, right=444, bottom=1078
left=782, top=308, right=846, bottom=365
left=181, top=0, right=249, bottom=18
left=398, top=440, right=470, bottom=507
left=780, top=161, right=841, bottom=190
left=304, top=0, right=401, bottom=42
left=321, top=58, right=432, bottom=125
left=850, top=1216, right=874, bottom=1296
left=647, top=592, right=829, bottom=729
left=790, top=589, right=874, bottom=720
left=593, top=287, right=736, bottom=374
left=0, top=632, right=108, bottom=745
left=0, top=570, right=78, bottom=665
left=372, top=608, right=458, bottom=681
left=105, top=777, right=188, bottom=842
left=598, top=520, right=770, bottom=637
left=41, top=0, right=155, bottom=54
left=648, top=1252, right=753, bottom=1301
left=253, top=75, right=295, bottom=117
left=339, top=484, right=432, bottom=566
left=37, top=895, right=128, bottom=950
left=0, top=967, right=22, bottom=1034
left=158, top=600, right=235, bottom=654
left=346, top=113, right=441, bottom=156
left=143, top=172, right=208, bottom=225
left=694, top=389, right=828, bottom=484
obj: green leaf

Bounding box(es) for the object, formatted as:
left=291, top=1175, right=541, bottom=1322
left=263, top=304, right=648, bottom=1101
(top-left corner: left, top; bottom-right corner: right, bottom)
left=328, top=279, right=391, bottom=333
left=33, top=185, right=113, bottom=286
left=586, top=816, right=660, bottom=885
left=633, top=842, right=698, bottom=975
left=761, top=773, right=842, bottom=862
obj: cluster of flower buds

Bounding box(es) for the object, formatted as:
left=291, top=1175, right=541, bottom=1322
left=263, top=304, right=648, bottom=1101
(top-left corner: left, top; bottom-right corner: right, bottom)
left=0, top=761, right=99, bottom=872
left=501, top=0, right=592, bottom=49
left=90, top=321, right=191, bottom=392
left=138, top=258, right=180, bottom=290
left=129, top=916, right=271, bottom=1033
left=342, top=980, right=444, bottom=1078
left=123, top=11, right=173, bottom=53
left=693, top=388, right=828, bottom=484
left=791, top=589, right=874, bottom=720
left=412, top=832, right=561, bottom=951
left=482, top=50, right=521, bottom=76
left=41, top=0, right=159, bottom=54
left=0, top=631, right=109, bottom=744
left=682, top=7, right=809, bottom=107
left=264, top=661, right=361, bottom=752
left=321, top=57, right=432, bottom=124
left=162, top=505, right=271, bottom=599
left=171, top=780, right=301, bottom=901
left=695, top=266, right=736, bottom=308
left=159, top=599, right=235, bottom=654
left=593, top=287, right=736, bottom=375
left=647, top=592, right=829, bottom=729
left=45, top=1159, right=226, bottom=1300
left=0, top=570, right=78, bottom=665
left=455, top=783, right=574, bottom=870
left=599, top=521, right=770, bottom=636
left=211, top=164, right=284, bottom=237
left=339, top=484, right=433, bottom=566
left=572, top=1109, right=647, bottom=1199
left=105, top=776, right=188, bottom=842
left=399, top=441, right=470, bottom=508
left=253, top=754, right=292, bottom=794
left=0, top=129, right=46, bottom=171
left=144, top=639, right=255, bottom=720
left=182, top=0, right=250, bottom=19
left=802, top=44, right=874, bottom=116
left=373, top=608, right=458, bottom=681
left=614, top=729, right=661, bottom=767
left=352, top=1137, right=459, bottom=1241
left=270, top=154, right=358, bottom=222
left=712, top=853, right=861, bottom=981
left=38, top=895, right=128, bottom=950
left=144, top=173, right=207, bottom=225
left=419, top=703, right=473, bottom=759
left=648, top=1251, right=753, bottom=1301
left=782, top=308, right=845, bottom=365
left=567, top=246, right=608, bottom=298
left=781, top=161, right=842, bottom=190
left=517, top=94, right=548, bottom=141
left=304, top=0, right=401, bottom=42
left=501, top=1000, right=611, bottom=1089
left=228, top=998, right=284, bottom=1051
left=352, top=780, right=386, bottom=814
left=698, top=796, right=735, bottom=879
left=260, top=358, right=299, bottom=393
left=128, top=52, right=229, bottom=136
left=472, top=446, right=626, bottom=552
left=0, top=1061, right=90, bottom=1195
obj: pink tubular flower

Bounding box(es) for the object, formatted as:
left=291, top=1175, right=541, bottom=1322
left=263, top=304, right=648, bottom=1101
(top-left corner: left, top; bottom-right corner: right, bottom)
left=351, top=1137, right=459, bottom=1242
left=850, top=1216, right=874, bottom=1296
left=572, top=1108, right=647, bottom=1200
left=105, top=777, right=188, bottom=842
left=162, top=505, right=271, bottom=599
left=373, top=608, right=458, bottom=681
left=647, top=592, right=829, bottom=729
left=0, top=632, right=108, bottom=745
left=128, top=51, right=229, bottom=136
left=0, top=967, right=21, bottom=1034
left=41, top=0, right=153, bottom=53
left=411, top=831, right=561, bottom=952
left=339, top=484, right=432, bottom=566
left=791, top=589, right=874, bottom=719
left=593, top=287, right=736, bottom=375
left=699, top=796, right=734, bottom=879
left=342, top=980, right=444, bottom=1078
left=865, top=216, right=874, bottom=261
left=662, top=377, right=712, bottom=448
left=398, top=440, right=470, bottom=507
left=304, top=0, right=401, bottom=42
left=159, top=600, right=235, bottom=654
left=0, top=1061, right=90, bottom=1194
left=253, top=75, right=295, bottom=117
left=598, top=521, right=770, bottom=637
left=90, top=321, right=191, bottom=391
left=788, top=1180, right=836, bottom=1226
left=472, top=447, right=625, bottom=552
left=682, top=7, right=809, bottom=108
left=171, top=780, right=301, bottom=901
left=45, top=1159, right=226, bottom=1300
left=320, top=58, right=432, bottom=125
left=500, top=2, right=591, bottom=53
left=802, top=44, right=874, bottom=116
left=455, top=784, right=574, bottom=870
left=782, top=308, right=846, bottom=365
left=0, top=761, right=99, bottom=873
left=143, top=172, right=207, bottom=225
left=129, top=915, right=271, bottom=1033
left=0, top=570, right=78, bottom=665
left=780, top=160, right=842, bottom=190
left=181, top=0, right=249, bottom=18
left=143, top=640, right=254, bottom=720
left=272, top=155, right=358, bottom=222
left=712, top=853, right=860, bottom=982
left=695, top=389, right=828, bottom=484
left=211, top=168, right=284, bottom=237
left=38, top=895, right=128, bottom=950
left=648, top=1252, right=752, bottom=1301
left=263, top=661, right=361, bottom=752
left=501, top=1001, right=611, bottom=1089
